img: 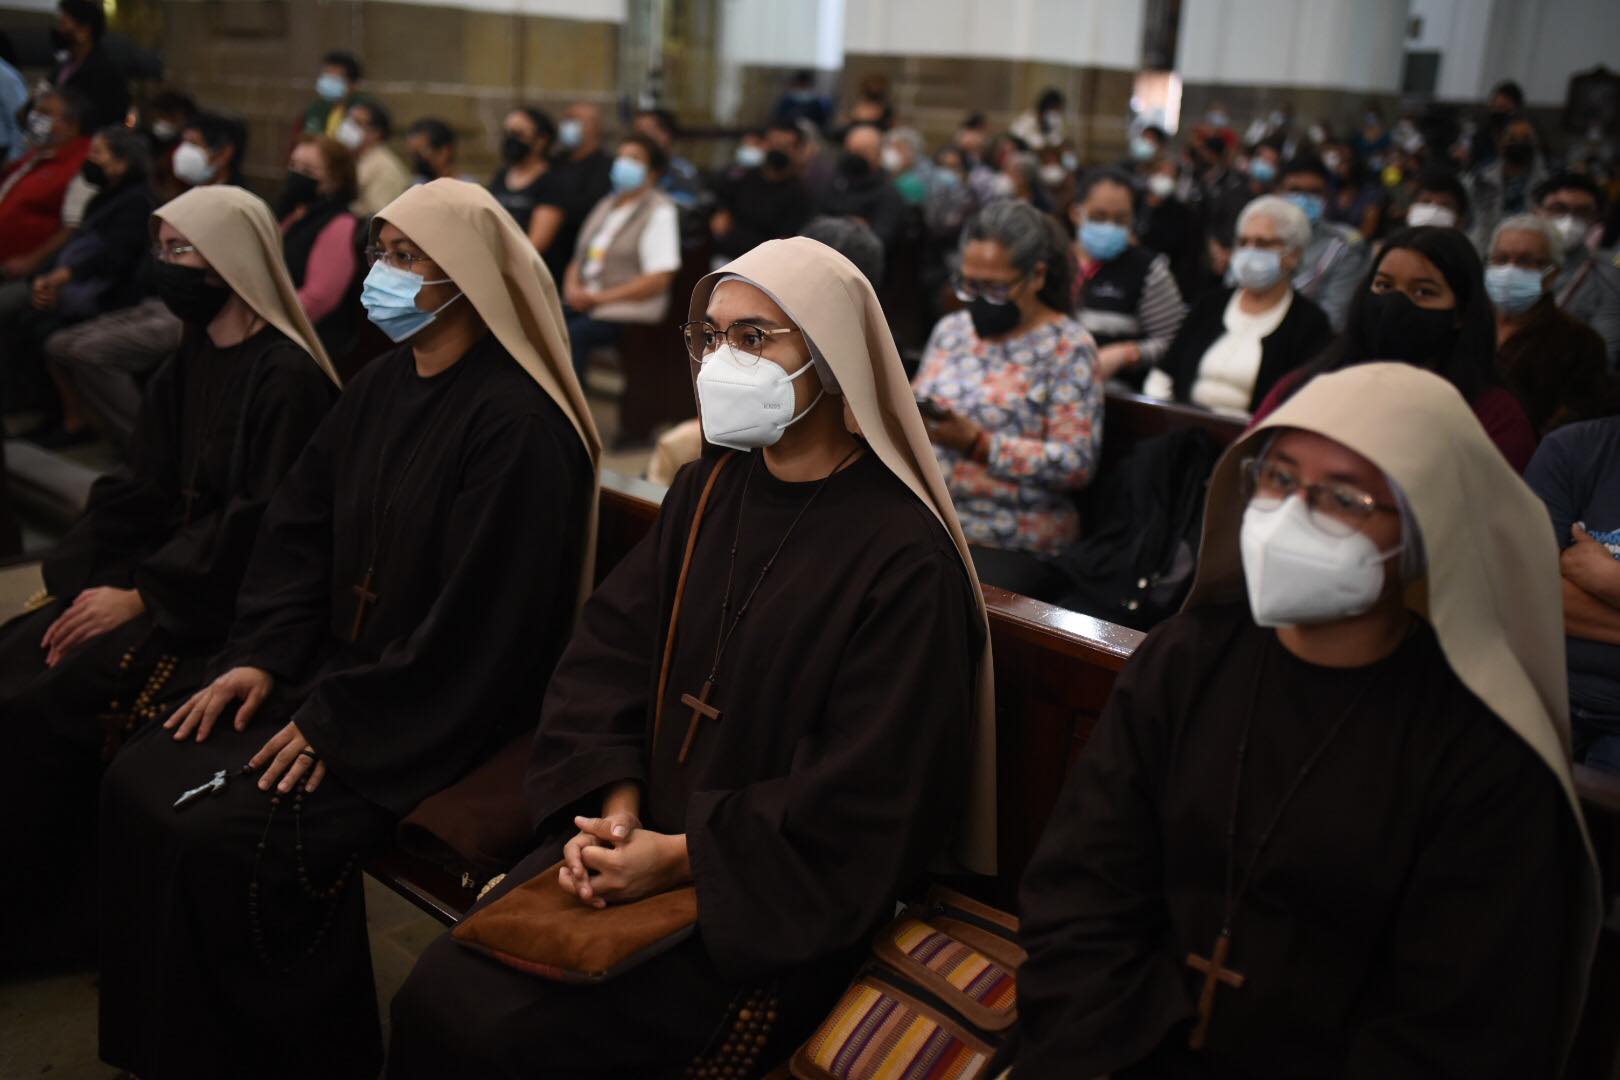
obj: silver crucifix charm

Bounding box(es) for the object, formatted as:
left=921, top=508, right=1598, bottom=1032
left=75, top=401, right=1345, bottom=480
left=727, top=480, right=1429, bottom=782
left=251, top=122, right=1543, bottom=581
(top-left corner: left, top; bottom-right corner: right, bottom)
left=173, top=769, right=229, bottom=811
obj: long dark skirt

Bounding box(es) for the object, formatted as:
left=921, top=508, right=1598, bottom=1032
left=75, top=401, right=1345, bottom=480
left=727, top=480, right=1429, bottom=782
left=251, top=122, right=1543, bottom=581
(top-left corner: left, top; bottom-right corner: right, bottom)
left=98, top=721, right=396, bottom=1080
left=0, top=603, right=208, bottom=968
left=386, top=845, right=854, bottom=1080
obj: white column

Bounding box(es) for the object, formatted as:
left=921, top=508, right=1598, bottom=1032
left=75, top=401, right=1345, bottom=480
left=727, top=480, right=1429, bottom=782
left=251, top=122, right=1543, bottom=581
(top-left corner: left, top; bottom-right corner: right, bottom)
left=1175, top=0, right=1407, bottom=91
left=840, top=0, right=1146, bottom=69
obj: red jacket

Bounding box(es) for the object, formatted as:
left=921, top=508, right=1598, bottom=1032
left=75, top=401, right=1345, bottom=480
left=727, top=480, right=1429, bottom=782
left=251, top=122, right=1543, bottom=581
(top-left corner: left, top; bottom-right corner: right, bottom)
left=0, top=136, right=91, bottom=262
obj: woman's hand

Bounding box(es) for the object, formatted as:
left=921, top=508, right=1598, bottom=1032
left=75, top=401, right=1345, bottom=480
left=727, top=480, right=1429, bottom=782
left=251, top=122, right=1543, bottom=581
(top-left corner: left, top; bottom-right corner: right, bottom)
left=564, top=283, right=598, bottom=312
left=1096, top=341, right=1142, bottom=380
left=250, top=721, right=326, bottom=794
left=559, top=816, right=690, bottom=909
left=164, top=666, right=275, bottom=742
left=924, top=406, right=983, bottom=456
left=40, top=587, right=145, bottom=666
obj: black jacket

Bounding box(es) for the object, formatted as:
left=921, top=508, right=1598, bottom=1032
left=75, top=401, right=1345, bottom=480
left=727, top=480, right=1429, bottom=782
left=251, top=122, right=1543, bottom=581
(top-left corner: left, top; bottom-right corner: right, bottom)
left=1154, top=287, right=1332, bottom=412
left=55, top=44, right=130, bottom=132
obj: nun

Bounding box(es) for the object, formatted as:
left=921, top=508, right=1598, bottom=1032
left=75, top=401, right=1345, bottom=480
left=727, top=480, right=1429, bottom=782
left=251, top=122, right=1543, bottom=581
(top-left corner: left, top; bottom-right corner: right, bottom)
left=0, top=185, right=338, bottom=963
left=1011, top=363, right=1600, bottom=1077
left=385, top=237, right=997, bottom=1077
left=96, top=179, right=601, bottom=1079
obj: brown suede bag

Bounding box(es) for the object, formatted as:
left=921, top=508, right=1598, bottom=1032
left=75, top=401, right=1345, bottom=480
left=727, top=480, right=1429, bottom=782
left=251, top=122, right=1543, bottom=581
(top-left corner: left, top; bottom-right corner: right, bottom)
left=451, top=863, right=698, bottom=983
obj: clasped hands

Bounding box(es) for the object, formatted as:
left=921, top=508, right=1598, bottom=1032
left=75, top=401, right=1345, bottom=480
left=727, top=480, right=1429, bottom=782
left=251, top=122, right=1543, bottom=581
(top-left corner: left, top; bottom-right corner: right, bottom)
left=558, top=793, right=690, bottom=909
left=162, top=665, right=325, bottom=794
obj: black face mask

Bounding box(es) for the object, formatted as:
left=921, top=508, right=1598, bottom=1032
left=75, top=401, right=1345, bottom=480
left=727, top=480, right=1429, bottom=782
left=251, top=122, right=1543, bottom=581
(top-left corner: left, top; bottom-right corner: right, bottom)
left=411, top=154, right=436, bottom=180
left=1502, top=140, right=1535, bottom=166
left=148, top=260, right=232, bottom=326
left=501, top=135, right=533, bottom=165
left=968, top=296, right=1021, bottom=339
left=50, top=27, right=74, bottom=51
left=838, top=151, right=872, bottom=180
left=277, top=170, right=320, bottom=216
left=1357, top=289, right=1459, bottom=366
left=80, top=159, right=108, bottom=187
left=764, top=148, right=793, bottom=173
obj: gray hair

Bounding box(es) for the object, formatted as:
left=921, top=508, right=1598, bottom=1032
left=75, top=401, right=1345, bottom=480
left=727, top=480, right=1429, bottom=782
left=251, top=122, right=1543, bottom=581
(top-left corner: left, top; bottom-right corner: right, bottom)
left=1237, top=195, right=1312, bottom=256
left=800, top=215, right=884, bottom=287
left=884, top=126, right=926, bottom=157
left=1491, top=213, right=1564, bottom=265
left=958, top=197, right=1074, bottom=312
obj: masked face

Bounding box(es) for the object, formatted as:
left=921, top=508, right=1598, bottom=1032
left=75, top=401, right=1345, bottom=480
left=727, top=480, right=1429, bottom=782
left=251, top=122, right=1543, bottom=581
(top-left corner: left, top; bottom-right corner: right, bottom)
left=172, top=141, right=217, bottom=187
left=150, top=260, right=233, bottom=326
left=696, top=343, right=822, bottom=451
left=316, top=72, right=349, bottom=103
left=1358, top=289, right=1458, bottom=366
left=336, top=117, right=367, bottom=151
left=610, top=154, right=649, bottom=194
left=360, top=259, right=463, bottom=343
left=1405, top=201, right=1458, bottom=229
left=1282, top=190, right=1325, bottom=225
left=1231, top=246, right=1284, bottom=291
left=1484, top=264, right=1547, bottom=314
left=1240, top=493, right=1401, bottom=627
left=1079, top=220, right=1129, bottom=262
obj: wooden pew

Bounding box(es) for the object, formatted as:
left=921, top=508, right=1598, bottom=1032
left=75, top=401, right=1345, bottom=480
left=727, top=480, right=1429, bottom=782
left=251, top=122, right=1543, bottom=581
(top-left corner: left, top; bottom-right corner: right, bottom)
left=1100, top=387, right=1247, bottom=472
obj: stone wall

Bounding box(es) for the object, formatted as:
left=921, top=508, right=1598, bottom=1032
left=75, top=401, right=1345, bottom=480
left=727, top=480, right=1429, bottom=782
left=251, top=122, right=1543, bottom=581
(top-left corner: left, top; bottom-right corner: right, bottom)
left=146, top=0, right=622, bottom=191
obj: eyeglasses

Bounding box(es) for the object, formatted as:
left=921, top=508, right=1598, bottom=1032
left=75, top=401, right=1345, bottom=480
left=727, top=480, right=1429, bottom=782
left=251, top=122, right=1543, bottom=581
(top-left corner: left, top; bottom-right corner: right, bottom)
left=363, top=246, right=434, bottom=271
left=951, top=273, right=1026, bottom=305
left=680, top=320, right=802, bottom=364
left=1241, top=456, right=1399, bottom=537
left=150, top=243, right=199, bottom=263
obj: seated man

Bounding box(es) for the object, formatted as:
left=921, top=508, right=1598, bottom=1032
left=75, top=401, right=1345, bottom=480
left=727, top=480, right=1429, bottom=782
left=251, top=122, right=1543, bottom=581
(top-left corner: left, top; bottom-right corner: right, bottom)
left=301, top=49, right=362, bottom=138
left=1012, top=362, right=1598, bottom=1077
left=0, top=185, right=339, bottom=961
left=406, top=116, right=471, bottom=184
left=1526, top=416, right=1620, bottom=769
left=1277, top=152, right=1372, bottom=332
left=96, top=180, right=601, bottom=1079
left=0, top=87, right=90, bottom=291
left=1537, top=172, right=1620, bottom=369
left=340, top=97, right=412, bottom=218
left=1487, top=213, right=1616, bottom=434
left=562, top=132, right=681, bottom=378
left=386, top=236, right=996, bottom=1077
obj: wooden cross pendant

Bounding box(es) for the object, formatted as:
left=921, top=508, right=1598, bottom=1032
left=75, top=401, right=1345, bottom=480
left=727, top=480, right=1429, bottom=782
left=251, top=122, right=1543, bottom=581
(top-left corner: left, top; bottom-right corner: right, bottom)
left=1186, top=930, right=1245, bottom=1050
left=349, top=569, right=378, bottom=642
left=677, top=679, right=722, bottom=765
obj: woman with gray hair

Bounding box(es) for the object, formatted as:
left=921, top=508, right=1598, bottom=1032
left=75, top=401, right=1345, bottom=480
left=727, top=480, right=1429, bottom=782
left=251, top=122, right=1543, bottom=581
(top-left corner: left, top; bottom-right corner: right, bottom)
left=1145, top=193, right=1332, bottom=415
left=1488, top=212, right=1618, bottom=433
left=913, top=197, right=1102, bottom=599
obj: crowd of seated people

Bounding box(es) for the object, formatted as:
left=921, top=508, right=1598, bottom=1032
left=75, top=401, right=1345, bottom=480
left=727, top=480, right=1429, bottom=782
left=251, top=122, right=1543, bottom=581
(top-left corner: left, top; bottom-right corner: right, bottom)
left=4, top=15, right=1620, bottom=1079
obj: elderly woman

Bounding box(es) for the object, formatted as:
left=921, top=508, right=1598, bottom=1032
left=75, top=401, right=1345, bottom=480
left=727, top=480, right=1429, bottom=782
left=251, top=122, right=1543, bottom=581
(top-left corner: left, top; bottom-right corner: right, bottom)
left=913, top=198, right=1102, bottom=598
left=1487, top=213, right=1618, bottom=434
left=1145, top=195, right=1333, bottom=415
left=562, top=132, right=681, bottom=378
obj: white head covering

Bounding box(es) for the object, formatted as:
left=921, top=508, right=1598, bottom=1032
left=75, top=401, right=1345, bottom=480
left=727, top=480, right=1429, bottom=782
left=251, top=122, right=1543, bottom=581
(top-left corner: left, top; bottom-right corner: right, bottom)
left=372, top=179, right=604, bottom=611
left=690, top=237, right=999, bottom=874
left=1187, top=362, right=1600, bottom=1061
left=152, top=185, right=339, bottom=384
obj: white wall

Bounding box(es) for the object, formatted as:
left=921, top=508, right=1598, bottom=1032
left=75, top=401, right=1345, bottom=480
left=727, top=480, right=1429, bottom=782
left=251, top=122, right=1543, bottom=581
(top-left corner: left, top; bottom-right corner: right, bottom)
left=1176, top=0, right=1407, bottom=91
left=841, top=0, right=1145, bottom=69
left=1406, top=0, right=1496, bottom=101
left=1480, top=0, right=1620, bottom=106
left=719, top=0, right=842, bottom=70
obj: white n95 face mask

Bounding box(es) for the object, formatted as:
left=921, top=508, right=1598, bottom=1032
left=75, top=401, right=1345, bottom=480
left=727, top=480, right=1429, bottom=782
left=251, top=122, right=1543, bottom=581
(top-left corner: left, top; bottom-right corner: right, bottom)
left=696, top=344, right=823, bottom=451
left=1239, top=496, right=1400, bottom=628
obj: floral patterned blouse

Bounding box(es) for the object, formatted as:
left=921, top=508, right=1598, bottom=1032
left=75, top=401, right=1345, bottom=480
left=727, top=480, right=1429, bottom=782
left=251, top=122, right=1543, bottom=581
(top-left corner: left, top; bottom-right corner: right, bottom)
left=913, top=311, right=1103, bottom=556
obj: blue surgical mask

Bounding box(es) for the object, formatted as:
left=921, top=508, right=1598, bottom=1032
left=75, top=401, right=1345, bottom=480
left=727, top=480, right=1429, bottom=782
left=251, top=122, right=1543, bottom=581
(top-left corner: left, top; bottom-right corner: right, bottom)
left=1249, top=159, right=1277, bottom=184
left=1080, top=220, right=1130, bottom=262
left=361, top=261, right=463, bottom=343
left=316, top=73, right=348, bottom=103
left=610, top=155, right=648, bottom=194
left=558, top=119, right=584, bottom=150
left=1231, top=246, right=1284, bottom=291
left=1484, top=264, right=1546, bottom=315
left=1284, top=191, right=1325, bottom=225
left=735, top=144, right=765, bottom=168
left=1130, top=136, right=1156, bottom=162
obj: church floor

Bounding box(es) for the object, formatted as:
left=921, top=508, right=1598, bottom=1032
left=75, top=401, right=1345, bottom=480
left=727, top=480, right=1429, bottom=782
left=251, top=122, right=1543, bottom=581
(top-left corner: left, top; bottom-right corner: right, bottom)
left=0, top=877, right=442, bottom=1079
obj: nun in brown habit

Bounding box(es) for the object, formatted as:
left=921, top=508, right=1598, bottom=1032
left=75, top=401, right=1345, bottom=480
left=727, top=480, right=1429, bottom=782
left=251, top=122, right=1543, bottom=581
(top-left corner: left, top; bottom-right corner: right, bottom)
left=1010, top=363, right=1600, bottom=1078
left=0, top=185, right=338, bottom=965
left=96, top=179, right=601, bottom=1079
left=385, top=237, right=997, bottom=1078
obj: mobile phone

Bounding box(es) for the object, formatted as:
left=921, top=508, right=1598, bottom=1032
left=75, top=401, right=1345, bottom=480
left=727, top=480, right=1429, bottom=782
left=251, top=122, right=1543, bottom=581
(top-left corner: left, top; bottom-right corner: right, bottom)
left=916, top=396, right=952, bottom=421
